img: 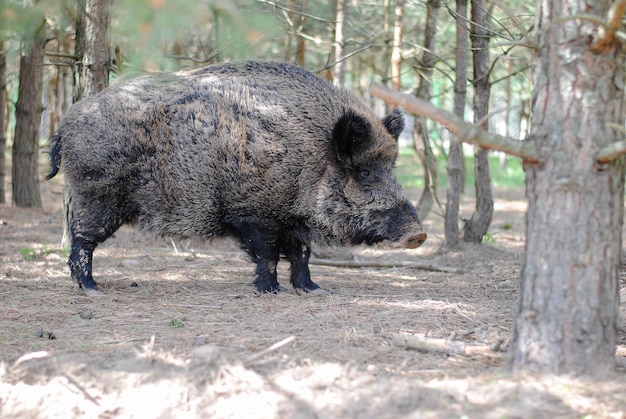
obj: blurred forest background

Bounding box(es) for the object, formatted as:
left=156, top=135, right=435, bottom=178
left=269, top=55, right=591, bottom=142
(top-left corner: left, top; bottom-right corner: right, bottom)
left=0, top=0, right=534, bottom=209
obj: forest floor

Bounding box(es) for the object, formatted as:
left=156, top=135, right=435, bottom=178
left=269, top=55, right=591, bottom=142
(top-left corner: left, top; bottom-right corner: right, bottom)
left=2, top=163, right=626, bottom=418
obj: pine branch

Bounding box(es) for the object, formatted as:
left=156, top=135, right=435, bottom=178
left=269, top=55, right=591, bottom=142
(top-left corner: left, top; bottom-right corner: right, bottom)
left=369, top=82, right=540, bottom=163
left=596, top=124, right=626, bottom=164
left=593, top=0, right=626, bottom=51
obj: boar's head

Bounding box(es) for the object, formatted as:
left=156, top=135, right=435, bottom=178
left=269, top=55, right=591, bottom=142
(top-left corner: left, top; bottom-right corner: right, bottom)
left=313, top=107, right=427, bottom=249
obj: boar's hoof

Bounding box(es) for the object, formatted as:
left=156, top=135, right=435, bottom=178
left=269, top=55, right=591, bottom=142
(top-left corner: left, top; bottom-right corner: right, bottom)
left=401, top=231, right=428, bottom=249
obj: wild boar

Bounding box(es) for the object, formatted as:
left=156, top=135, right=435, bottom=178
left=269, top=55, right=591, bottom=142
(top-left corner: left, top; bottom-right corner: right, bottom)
left=46, top=61, right=426, bottom=295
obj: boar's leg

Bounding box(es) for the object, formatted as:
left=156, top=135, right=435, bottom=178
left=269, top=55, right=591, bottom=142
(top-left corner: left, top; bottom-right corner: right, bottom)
left=282, top=240, right=329, bottom=295
left=68, top=208, right=123, bottom=294
left=231, top=221, right=283, bottom=293
left=68, top=236, right=99, bottom=292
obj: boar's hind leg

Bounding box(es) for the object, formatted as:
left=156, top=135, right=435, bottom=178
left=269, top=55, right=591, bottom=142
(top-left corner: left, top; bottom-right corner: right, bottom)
left=282, top=240, right=330, bottom=295
left=68, top=215, right=122, bottom=294
left=231, top=222, right=283, bottom=293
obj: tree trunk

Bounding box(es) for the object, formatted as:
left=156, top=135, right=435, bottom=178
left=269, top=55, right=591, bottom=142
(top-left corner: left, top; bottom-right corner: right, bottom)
left=390, top=0, right=405, bottom=92
left=332, top=0, right=347, bottom=86
left=381, top=0, right=392, bottom=88
left=509, top=0, right=625, bottom=375
left=73, top=0, right=111, bottom=101
left=295, top=0, right=307, bottom=66
left=444, top=0, right=468, bottom=249
left=63, top=0, right=111, bottom=246
left=0, top=42, right=7, bottom=204
left=12, top=20, right=46, bottom=208
left=284, top=0, right=295, bottom=62
left=413, top=0, right=441, bottom=220
left=463, top=0, right=493, bottom=243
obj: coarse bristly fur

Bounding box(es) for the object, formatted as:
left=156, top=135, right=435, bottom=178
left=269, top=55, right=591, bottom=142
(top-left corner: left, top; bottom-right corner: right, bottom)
left=47, top=60, right=426, bottom=295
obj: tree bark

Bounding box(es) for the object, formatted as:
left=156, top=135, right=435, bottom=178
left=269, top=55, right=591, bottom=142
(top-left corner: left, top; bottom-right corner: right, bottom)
left=390, top=0, right=405, bottom=92
left=463, top=0, right=493, bottom=243
left=444, top=0, right=468, bottom=249
left=64, top=0, right=111, bottom=246
left=284, top=0, right=295, bottom=62
left=73, top=0, right=111, bottom=101
left=332, top=0, right=347, bottom=86
left=12, top=20, right=46, bottom=208
left=413, top=0, right=441, bottom=220
left=509, top=0, right=625, bottom=375
left=381, top=0, right=392, bottom=88
left=295, top=0, right=307, bottom=66
left=0, top=42, right=7, bottom=204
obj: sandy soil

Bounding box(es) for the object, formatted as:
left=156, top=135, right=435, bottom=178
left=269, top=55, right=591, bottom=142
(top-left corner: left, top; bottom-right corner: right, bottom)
left=1, top=164, right=626, bottom=418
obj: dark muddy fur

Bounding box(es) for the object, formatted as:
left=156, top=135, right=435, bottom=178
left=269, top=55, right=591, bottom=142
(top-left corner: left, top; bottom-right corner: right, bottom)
left=47, top=61, right=425, bottom=294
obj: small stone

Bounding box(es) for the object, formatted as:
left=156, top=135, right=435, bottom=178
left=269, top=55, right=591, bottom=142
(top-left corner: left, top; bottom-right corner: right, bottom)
left=79, top=309, right=93, bottom=320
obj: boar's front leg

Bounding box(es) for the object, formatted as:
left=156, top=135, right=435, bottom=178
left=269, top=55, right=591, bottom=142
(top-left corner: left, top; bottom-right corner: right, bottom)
left=232, top=222, right=283, bottom=293
left=282, top=238, right=330, bottom=295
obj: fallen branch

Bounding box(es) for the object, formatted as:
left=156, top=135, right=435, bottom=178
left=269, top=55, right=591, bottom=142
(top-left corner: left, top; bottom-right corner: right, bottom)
left=310, top=258, right=466, bottom=274
left=392, top=334, right=500, bottom=356
left=244, top=335, right=296, bottom=364
left=369, top=82, right=540, bottom=163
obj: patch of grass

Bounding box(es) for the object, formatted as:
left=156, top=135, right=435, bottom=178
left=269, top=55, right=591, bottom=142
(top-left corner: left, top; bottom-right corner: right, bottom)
left=19, top=247, right=37, bottom=261
left=482, top=232, right=498, bottom=246
left=168, top=318, right=184, bottom=328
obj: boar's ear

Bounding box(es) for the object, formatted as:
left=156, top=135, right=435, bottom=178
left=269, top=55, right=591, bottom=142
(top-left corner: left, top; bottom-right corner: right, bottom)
left=382, top=108, right=405, bottom=140
left=332, top=110, right=373, bottom=167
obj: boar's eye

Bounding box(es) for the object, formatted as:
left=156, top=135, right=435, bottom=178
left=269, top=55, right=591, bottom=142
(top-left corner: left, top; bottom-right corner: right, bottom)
left=359, top=169, right=371, bottom=180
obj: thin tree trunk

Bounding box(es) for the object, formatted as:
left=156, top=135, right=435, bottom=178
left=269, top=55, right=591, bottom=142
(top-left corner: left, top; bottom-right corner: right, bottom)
left=414, top=0, right=441, bottom=220
left=381, top=0, right=392, bottom=90
left=295, top=0, right=307, bottom=66
left=333, top=0, right=347, bottom=86
left=63, top=0, right=111, bottom=246
left=509, top=0, right=625, bottom=375
left=444, top=0, right=468, bottom=249
left=284, top=0, right=295, bottom=62
left=0, top=42, right=7, bottom=204
left=500, top=58, right=512, bottom=171
left=12, top=20, right=46, bottom=208
left=463, top=0, right=493, bottom=243
left=390, top=0, right=405, bottom=92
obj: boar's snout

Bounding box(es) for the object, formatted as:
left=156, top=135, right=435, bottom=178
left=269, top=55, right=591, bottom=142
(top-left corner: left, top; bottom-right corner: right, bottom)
left=401, top=230, right=427, bottom=249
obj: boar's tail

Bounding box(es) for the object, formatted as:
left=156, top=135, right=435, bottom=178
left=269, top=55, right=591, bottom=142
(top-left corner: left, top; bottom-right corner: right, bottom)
left=45, top=133, right=62, bottom=180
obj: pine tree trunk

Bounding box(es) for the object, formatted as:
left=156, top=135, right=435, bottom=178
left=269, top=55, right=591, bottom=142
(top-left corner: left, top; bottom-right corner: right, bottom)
left=414, top=0, right=441, bottom=220
left=12, top=21, right=46, bottom=208
left=73, top=0, right=111, bottom=101
left=463, top=0, right=493, bottom=243
left=444, top=0, right=468, bottom=249
left=63, top=0, right=111, bottom=246
left=0, top=43, right=7, bottom=204
left=390, top=0, right=405, bottom=92
left=295, top=0, right=307, bottom=66
left=332, top=0, right=347, bottom=86
left=509, top=0, right=625, bottom=375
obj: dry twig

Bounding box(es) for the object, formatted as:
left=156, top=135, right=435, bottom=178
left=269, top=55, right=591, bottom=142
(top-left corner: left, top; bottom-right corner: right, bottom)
left=392, top=334, right=501, bottom=356
left=310, top=258, right=466, bottom=274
